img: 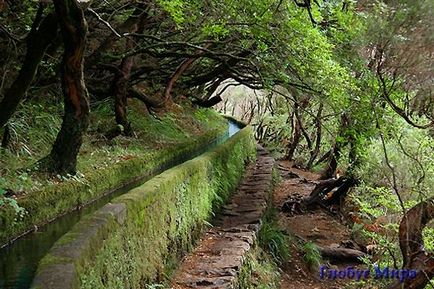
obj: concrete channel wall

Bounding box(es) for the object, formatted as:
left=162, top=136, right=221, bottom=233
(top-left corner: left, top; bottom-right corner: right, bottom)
left=0, top=124, right=228, bottom=246
left=31, top=126, right=256, bottom=289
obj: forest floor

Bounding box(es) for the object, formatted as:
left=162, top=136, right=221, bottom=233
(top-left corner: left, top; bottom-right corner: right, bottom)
left=274, top=160, right=361, bottom=289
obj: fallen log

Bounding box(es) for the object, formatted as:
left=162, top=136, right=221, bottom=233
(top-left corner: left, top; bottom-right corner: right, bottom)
left=319, top=246, right=367, bottom=263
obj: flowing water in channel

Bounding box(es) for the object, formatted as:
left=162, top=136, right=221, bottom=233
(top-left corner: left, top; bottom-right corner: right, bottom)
left=0, top=119, right=242, bottom=289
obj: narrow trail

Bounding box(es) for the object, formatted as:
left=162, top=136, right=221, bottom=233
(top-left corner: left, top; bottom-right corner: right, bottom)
left=274, top=161, right=359, bottom=289
left=171, top=145, right=275, bottom=288
left=170, top=151, right=362, bottom=289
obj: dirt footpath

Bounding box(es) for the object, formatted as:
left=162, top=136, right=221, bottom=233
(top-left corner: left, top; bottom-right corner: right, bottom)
left=274, top=161, right=360, bottom=289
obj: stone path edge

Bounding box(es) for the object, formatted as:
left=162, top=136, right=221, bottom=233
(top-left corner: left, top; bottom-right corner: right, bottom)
left=171, top=145, right=275, bottom=289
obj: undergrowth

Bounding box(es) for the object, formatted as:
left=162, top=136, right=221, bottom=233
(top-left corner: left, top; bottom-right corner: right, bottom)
left=237, top=248, right=281, bottom=289
left=301, top=241, right=322, bottom=272
left=0, top=99, right=224, bottom=194
left=258, top=208, right=290, bottom=265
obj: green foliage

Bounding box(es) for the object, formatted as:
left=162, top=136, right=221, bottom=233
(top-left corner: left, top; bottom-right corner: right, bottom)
left=354, top=117, right=434, bottom=205
left=258, top=211, right=291, bottom=265
left=423, top=228, right=434, bottom=251
left=0, top=178, right=26, bottom=223
left=156, top=0, right=184, bottom=23
left=301, top=241, right=322, bottom=271
left=352, top=184, right=401, bottom=219
left=237, top=248, right=281, bottom=289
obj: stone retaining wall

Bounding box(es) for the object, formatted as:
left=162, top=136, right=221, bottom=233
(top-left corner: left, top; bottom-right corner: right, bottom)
left=31, top=126, right=256, bottom=289
left=1, top=124, right=229, bottom=245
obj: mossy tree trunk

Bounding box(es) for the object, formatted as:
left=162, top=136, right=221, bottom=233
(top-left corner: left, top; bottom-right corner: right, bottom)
left=0, top=4, right=58, bottom=128
left=43, top=0, right=89, bottom=175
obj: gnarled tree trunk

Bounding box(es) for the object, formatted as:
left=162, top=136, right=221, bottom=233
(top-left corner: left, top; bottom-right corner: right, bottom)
left=306, top=102, right=323, bottom=169
left=43, top=0, right=89, bottom=175
left=113, top=52, right=134, bottom=136
left=111, top=10, right=150, bottom=136
left=112, top=28, right=138, bottom=136
left=286, top=95, right=310, bottom=160
left=0, top=5, right=58, bottom=128
left=388, top=198, right=434, bottom=289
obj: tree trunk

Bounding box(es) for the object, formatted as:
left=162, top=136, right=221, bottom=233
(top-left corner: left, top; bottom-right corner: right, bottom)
left=320, top=114, right=350, bottom=179
left=0, top=6, right=58, bottom=128
left=286, top=111, right=301, bottom=160
left=304, top=177, right=347, bottom=207
left=43, top=0, right=89, bottom=175
left=1, top=125, right=10, bottom=149
left=164, top=43, right=212, bottom=102
left=319, top=246, right=367, bottom=262
left=193, top=95, right=223, bottom=108
left=323, top=177, right=356, bottom=206
left=314, top=149, right=332, bottom=167
left=306, top=102, right=323, bottom=169
left=286, top=117, right=301, bottom=160
left=113, top=55, right=134, bottom=136
left=111, top=26, right=140, bottom=136
left=286, top=94, right=310, bottom=160
left=388, top=198, right=434, bottom=289
left=320, top=144, right=341, bottom=179
left=128, top=87, right=165, bottom=110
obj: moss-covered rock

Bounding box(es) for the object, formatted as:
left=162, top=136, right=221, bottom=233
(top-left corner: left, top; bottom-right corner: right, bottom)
left=31, top=126, right=256, bottom=289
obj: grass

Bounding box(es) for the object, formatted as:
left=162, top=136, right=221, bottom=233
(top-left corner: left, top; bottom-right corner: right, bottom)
left=0, top=98, right=228, bottom=243
left=258, top=209, right=291, bottom=265
left=301, top=241, right=322, bottom=272
left=237, top=248, right=281, bottom=289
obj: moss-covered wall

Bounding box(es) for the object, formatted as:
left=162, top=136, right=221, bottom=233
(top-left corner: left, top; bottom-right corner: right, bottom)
left=0, top=124, right=228, bottom=245
left=31, top=126, right=256, bottom=289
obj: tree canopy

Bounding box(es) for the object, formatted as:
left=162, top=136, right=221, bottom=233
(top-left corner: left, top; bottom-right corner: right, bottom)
left=0, top=0, right=433, bottom=288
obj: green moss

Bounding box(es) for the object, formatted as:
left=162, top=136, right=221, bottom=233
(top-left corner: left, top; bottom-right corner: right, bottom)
left=37, top=253, right=73, bottom=270
left=34, top=126, right=256, bottom=289
left=236, top=247, right=281, bottom=289
left=0, top=106, right=229, bottom=244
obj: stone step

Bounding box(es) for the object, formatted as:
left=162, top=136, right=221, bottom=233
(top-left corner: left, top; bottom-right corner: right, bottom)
left=170, top=148, right=275, bottom=289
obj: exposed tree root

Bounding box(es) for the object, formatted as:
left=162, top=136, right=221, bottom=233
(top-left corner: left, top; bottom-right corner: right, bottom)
left=318, top=246, right=367, bottom=263
left=281, top=176, right=356, bottom=214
